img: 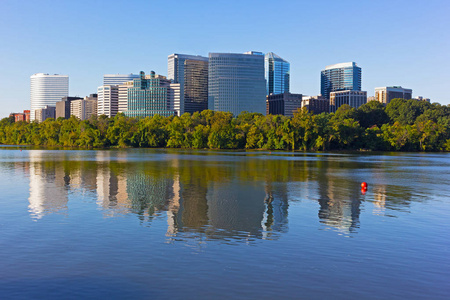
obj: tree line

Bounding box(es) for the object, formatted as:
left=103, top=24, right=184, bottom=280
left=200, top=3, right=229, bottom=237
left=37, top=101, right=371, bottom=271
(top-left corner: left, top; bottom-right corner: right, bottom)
left=1, top=98, right=450, bottom=151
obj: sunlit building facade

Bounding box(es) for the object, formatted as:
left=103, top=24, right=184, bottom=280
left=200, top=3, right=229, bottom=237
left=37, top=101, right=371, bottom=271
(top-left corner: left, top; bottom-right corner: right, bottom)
left=375, top=86, right=412, bottom=105
left=208, top=51, right=266, bottom=116
left=103, top=74, right=140, bottom=86
left=321, top=62, right=361, bottom=99
left=330, top=90, right=367, bottom=112
left=97, top=85, right=119, bottom=117
left=30, top=73, right=69, bottom=121
left=265, top=52, right=290, bottom=95
left=124, top=71, right=177, bottom=118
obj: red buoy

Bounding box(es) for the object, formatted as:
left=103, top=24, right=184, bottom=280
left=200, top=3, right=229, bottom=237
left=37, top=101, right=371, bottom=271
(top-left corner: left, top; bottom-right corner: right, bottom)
left=361, top=188, right=366, bottom=195
left=361, top=182, right=367, bottom=188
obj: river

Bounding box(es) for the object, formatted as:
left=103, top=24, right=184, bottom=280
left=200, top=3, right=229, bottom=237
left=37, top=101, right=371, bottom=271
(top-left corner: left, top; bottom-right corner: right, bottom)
left=0, top=148, right=449, bottom=299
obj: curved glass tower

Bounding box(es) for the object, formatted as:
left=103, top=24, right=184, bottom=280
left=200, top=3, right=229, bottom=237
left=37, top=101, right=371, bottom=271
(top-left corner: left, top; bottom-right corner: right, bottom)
left=265, top=52, right=290, bottom=95
left=320, top=62, right=361, bottom=99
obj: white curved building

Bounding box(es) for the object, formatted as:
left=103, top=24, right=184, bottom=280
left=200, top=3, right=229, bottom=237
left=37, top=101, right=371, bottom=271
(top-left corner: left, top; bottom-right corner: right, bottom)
left=30, top=73, right=69, bottom=121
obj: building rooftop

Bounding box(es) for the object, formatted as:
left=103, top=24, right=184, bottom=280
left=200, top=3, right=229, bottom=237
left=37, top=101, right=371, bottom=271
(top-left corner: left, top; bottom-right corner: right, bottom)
left=324, top=62, right=358, bottom=70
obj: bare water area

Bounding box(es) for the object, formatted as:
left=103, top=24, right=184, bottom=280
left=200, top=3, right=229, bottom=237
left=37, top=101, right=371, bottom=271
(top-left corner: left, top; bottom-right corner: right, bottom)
left=0, top=147, right=449, bottom=299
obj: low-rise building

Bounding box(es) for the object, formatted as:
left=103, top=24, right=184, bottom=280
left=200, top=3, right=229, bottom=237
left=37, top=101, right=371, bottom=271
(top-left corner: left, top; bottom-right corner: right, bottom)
left=266, top=92, right=302, bottom=117
left=10, top=110, right=31, bottom=122
left=56, top=96, right=83, bottom=119
left=375, top=86, right=412, bottom=105
left=70, top=94, right=98, bottom=120
left=330, top=90, right=367, bottom=112
left=35, top=106, right=56, bottom=122
left=301, top=95, right=330, bottom=114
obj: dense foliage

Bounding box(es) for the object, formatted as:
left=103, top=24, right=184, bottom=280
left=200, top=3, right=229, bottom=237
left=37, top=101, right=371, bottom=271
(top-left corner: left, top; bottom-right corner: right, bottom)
left=2, top=99, right=450, bottom=151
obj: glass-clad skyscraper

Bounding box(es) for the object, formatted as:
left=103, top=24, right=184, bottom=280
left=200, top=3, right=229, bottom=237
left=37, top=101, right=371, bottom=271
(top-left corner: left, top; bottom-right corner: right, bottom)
left=265, top=52, right=290, bottom=95
left=321, top=62, right=361, bottom=99
left=208, top=51, right=266, bottom=116
left=124, top=71, right=177, bottom=118
left=168, top=54, right=208, bottom=115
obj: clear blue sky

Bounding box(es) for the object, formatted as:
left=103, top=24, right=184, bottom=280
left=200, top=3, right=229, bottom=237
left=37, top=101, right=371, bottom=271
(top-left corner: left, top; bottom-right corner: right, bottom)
left=0, top=0, right=449, bottom=117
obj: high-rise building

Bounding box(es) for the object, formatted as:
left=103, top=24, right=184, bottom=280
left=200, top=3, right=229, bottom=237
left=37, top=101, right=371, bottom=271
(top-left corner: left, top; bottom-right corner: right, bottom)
left=330, top=90, right=367, bottom=112
left=266, top=93, right=302, bottom=117
left=375, top=86, right=412, bottom=105
left=118, top=81, right=134, bottom=113
left=265, top=52, right=290, bottom=95
left=97, top=85, right=119, bottom=117
left=168, top=54, right=209, bottom=115
left=70, top=94, right=97, bottom=120
left=103, top=74, right=140, bottom=86
left=30, top=73, right=69, bottom=121
left=321, top=62, right=361, bottom=99
left=208, top=51, right=266, bottom=116
left=124, top=71, right=177, bottom=118
left=56, top=96, right=82, bottom=119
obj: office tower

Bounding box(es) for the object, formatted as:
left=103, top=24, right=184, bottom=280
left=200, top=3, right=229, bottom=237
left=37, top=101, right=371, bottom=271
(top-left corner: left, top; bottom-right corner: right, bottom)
left=34, top=105, right=56, bottom=123
left=168, top=54, right=209, bottom=115
left=124, top=71, right=177, bottom=118
left=97, top=85, right=119, bottom=117
left=208, top=51, right=266, bottom=116
left=321, top=62, right=361, bottom=99
left=266, top=92, right=302, bottom=117
left=70, top=94, right=97, bottom=120
left=301, top=95, right=330, bottom=114
left=265, top=52, right=290, bottom=95
left=103, top=74, right=140, bottom=86
left=166, top=82, right=181, bottom=116
left=56, top=96, right=82, bottom=119
left=375, top=86, right=412, bottom=105
left=118, top=81, right=133, bottom=113
left=30, top=73, right=69, bottom=121
left=330, top=90, right=367, bottom=112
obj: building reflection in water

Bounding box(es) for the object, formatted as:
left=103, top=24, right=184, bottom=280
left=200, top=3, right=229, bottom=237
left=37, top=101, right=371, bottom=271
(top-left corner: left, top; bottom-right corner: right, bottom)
left=25, top=151, right=420, bottom=239
left=262, top=182, right=289, bottom=239
left=28, top=151, right=69, bottom=219
left=96, top=151, right=129, bottom=217
left=316, top=160, right=362, bottom=234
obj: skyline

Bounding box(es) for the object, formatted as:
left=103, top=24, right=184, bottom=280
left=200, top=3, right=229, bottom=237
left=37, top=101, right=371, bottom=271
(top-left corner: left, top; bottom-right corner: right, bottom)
left=0, top=0, right=449, bottom=118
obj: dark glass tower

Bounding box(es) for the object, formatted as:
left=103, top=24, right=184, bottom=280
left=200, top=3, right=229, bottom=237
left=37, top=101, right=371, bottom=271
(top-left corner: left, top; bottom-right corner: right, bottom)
left=168, top=54, right=209, bottom=115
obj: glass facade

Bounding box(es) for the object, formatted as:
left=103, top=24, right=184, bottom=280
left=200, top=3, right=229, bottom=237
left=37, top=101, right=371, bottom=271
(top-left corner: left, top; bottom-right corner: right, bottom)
left=168, top=54, right=208, bottom=115
left=103, top=74, right=140, bottom=86
left=208, top=52, right=266, bottom=116
left=265, top=52, right=290, bottom=95
left=124, top=72, right=176, bottom=118
left=321, top=62, right=361, bottom=99
left=184, top=59, right=209, bottom=114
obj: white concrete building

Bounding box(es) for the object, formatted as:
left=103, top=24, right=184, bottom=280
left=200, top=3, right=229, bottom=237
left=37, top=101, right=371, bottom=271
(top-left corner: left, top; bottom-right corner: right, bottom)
left=97, top=85, right=119, bottom=117
left=30, top=73, right=69, bottom=121
left=330, top=90, right=367, bottom=112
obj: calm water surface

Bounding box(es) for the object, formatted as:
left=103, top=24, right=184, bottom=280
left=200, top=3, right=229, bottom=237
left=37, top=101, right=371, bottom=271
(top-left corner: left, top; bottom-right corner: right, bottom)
left=0, top=148, right=449, bottom=299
